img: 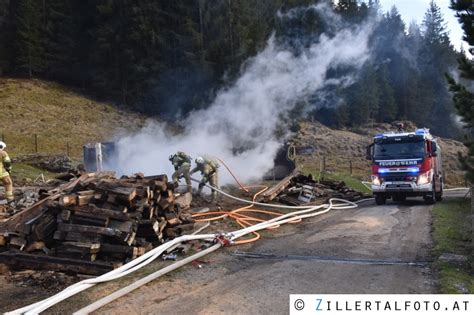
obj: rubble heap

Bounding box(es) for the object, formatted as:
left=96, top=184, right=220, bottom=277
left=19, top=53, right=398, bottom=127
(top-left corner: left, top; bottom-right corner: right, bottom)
left=259, top=171, right=370, bottom=205
left=12, top=153, right=73, bottom=173
left=0, top=172, right=194, bottom=275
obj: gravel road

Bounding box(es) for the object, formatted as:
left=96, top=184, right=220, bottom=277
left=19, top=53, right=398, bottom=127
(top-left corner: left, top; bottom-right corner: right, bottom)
left=96, top=193, right=453, bottom=315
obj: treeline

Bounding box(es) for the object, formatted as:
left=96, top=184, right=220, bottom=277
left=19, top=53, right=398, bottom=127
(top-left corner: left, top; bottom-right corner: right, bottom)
left=0, top=0, right=464, bottom=138
left=0, top=0, right=313, bottom=116
left=317, top=1, right=462, bottom=139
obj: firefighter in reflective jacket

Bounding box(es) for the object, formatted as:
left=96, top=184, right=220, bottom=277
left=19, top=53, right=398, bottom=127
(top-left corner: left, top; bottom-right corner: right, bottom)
left=190, top=156, right=219, bottom=202
left=0, top=141, right=14, bottom=204
left=169, top=151, right=192, bottom=192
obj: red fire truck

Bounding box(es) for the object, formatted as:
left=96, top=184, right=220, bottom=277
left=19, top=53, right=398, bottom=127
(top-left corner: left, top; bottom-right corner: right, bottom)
left=366, top=128, right=443, bottom=205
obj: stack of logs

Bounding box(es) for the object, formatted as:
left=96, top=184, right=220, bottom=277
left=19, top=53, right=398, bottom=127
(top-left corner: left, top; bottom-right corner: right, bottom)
left=0, top=172, right=195, bottom=275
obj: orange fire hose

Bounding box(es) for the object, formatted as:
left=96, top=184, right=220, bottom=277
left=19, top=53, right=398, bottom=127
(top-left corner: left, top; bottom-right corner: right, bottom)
left=192, top=185, right=301, bottom=244
left=216, top=157, right=250, bottom=193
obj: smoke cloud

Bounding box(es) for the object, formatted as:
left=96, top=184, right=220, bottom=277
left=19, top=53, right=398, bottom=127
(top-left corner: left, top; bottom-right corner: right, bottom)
left=114, top=3, right=376, bottom=186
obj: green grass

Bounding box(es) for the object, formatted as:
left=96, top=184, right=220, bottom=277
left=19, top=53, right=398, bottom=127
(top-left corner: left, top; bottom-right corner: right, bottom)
left=320, top=172, right=372, bottom=194
left=300, top=164, right=372, bottom=194
left=11, top=163, right=58, bottom=182
left=433, top=198, right=474, bottom=293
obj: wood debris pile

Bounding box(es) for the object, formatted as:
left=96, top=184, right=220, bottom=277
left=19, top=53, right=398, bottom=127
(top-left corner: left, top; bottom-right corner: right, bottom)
left=259, top=171, right=370, bottom=205
left=0, top=172, right=194, bottom=275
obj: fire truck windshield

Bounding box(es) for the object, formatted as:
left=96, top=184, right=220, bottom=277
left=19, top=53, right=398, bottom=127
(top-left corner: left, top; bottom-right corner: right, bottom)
left=374, top=140, right=425, bottom=159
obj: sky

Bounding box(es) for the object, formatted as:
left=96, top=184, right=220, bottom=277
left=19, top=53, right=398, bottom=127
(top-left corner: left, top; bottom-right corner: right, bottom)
left=379, top=0, right=467, bottom=52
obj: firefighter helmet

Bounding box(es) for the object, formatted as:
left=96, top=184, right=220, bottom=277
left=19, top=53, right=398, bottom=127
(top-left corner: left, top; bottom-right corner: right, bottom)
left=195, top=156, right=204, bottom=164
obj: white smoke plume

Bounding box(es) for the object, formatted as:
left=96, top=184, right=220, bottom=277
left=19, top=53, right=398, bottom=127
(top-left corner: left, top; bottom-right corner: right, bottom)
left=114, top=3, right=376, bottom=186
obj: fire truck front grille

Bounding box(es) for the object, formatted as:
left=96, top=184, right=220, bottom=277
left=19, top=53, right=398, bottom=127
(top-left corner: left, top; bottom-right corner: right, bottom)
left=386, top=184, right=412, bottom=189
left=382, top=174, right=417, bottom=182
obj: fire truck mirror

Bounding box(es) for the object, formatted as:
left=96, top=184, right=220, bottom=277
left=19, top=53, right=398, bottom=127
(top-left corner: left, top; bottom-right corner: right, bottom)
left=366, top=144, right=373, bottom=160
left=431, top=143, right=438, bottom=156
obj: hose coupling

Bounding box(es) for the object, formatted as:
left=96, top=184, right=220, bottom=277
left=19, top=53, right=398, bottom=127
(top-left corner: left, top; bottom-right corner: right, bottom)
left=214, top=233, right=233, bottom=246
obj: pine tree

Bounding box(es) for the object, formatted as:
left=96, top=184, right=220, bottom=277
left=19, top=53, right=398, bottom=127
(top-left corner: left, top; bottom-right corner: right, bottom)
left=446, top=0, right=474, bottom=180
left=376, top=64, right=396, bottom=122
left=348, top=64, right=380, bottom=126
left=11, top=0, right=45, bottom=77
left=422, top=0, right=451, bottom=47
left=419, top=0, right=459, bottom=137
left=0, top=0, right=10, bottom=74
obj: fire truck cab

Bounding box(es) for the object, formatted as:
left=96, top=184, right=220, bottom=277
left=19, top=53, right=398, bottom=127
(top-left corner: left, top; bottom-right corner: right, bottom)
left=366, top=128, right=443, bottom=205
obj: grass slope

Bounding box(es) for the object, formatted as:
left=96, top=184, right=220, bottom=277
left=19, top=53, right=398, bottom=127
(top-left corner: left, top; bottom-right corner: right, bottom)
left=433, top=198, right=474, bottom=293
left=0, top=78, right=147, bottom=159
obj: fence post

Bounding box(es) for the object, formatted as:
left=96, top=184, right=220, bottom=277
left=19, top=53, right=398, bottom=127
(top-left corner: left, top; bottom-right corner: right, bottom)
left=349, top=160, right=353, bottom=175
left=1, top=133, right=4, bottom=141
left=323, top=156, right=326, bottom=172
left=66, top=142, right=70, bottom=156
left=471, top=185, right=474, bottom=269
left=34, top=134, right=38, bottom=153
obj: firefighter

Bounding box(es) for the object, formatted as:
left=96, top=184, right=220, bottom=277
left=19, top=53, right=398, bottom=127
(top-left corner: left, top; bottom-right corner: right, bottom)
left=0, top=141, right=14, bottom=206
left=169, top=151, right=192, bottom=192
left=190, top=156, right=219, bottom=203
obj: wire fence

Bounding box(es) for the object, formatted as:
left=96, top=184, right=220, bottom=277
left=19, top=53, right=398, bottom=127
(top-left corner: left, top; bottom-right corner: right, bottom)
left=0, top=132, right=469, bottom=187
left=1, top=132, right=89, bottom=160
left=297, top=154, right=468, bottom=188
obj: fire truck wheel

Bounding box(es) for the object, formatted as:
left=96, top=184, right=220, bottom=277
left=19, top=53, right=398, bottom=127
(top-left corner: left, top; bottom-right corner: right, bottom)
left=375, top=194, right=386, bottom=205
left=435, top=180, right=443, bottom=201
left=424, top=183, right=436, bottom=205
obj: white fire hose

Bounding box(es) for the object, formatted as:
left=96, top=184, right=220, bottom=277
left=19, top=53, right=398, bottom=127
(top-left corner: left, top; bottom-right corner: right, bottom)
left=7, top=178, right=363, bottom=315
left=9, top=173, right=469, bottom=314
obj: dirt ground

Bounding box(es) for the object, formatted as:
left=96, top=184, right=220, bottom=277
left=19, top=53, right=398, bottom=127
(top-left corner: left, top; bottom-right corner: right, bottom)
left=93, top=197, right=435, bottom=315
left=1, top=191, right=468, bottom=314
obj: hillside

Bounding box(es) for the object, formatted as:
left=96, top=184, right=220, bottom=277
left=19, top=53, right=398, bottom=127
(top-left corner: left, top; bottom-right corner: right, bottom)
left=294, top=121, right=468, bottom=187
left=0, top=78, right=147, bottom=159
left=0, top=78, right=468, bottom=188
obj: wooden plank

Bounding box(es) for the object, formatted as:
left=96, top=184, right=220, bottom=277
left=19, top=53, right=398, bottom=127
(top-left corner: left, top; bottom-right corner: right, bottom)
left=57, top=223, right=120, bottom=237
left=108, top=220, right=134, bottom=234
left=55, top=231, right=103, bottom=243
left=32, top=214, right=56, bottom=241
left=259, top=169, right=301, bottom=202
left=77, top=194, right=95, bottom=206
left=174, top=192, right=192, bottom=210
left=56, top=242, right=101, bottom=255
left=9, top=236, right=27, bottom=250
left=136, top=219, right=160, bottom=238
left=166, top=218, right=182, bottom=227
left=73, top=205, right=140, bottom=221
left=59, top=194, right=78, bottom=206
left=0, top=251, right=117, bottom=275
left=158, top=219, right=167, bottom=233
left=100, top=243, right=135, bottom=255
left=144, top=174, right=168, bottom=182
left=96, top=181, right=137, bottom=201
left=158, top=191, right=174, bottom=209
left=153, top=180, right=168, bottom=192
left=25, top=241, right=45, bottom=252
left=61, top=210, right=72, bottom=222
left=72, top=215, right=109, bottom=227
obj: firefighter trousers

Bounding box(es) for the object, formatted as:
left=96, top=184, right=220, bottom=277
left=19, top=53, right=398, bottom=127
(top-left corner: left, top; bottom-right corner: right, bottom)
left=1, top=175, right=13, bottom=202
left=197, top=171, right=219, bottom=202
left=172, top=165, right=192, bottom=192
